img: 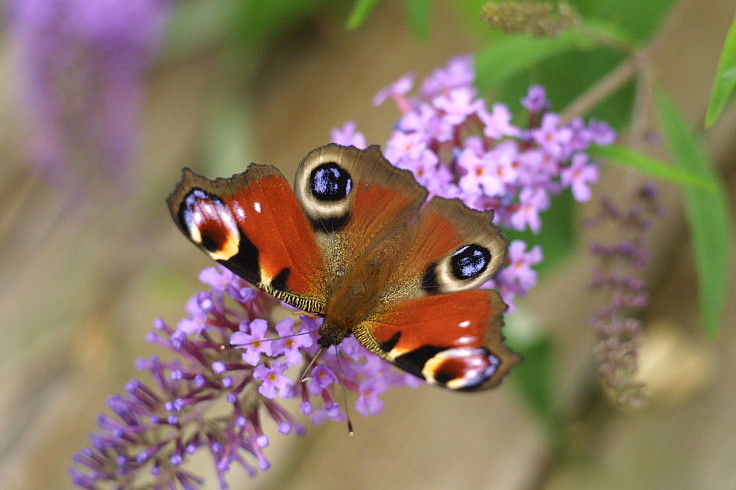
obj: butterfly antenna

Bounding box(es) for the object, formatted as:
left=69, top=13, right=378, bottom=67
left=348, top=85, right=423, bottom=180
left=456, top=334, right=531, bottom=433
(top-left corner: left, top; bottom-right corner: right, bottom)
left=299, top=346, right=325, bottom=383
left=222, top=328, right=318, bottom=350
left=334, top=348, right=355, bottom=436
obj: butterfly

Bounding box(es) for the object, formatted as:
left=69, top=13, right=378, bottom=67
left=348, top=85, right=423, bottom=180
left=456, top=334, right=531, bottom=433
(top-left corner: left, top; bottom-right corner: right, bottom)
left=167, top=144, right=521, bottom=391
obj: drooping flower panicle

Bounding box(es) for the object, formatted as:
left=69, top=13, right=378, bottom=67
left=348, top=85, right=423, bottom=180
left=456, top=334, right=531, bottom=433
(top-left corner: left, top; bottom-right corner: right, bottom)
left=587, top=185, right=662, bottom=406
left=72, top=267, right=417, bottom=488
left=10, top=0, right=171, bottom=190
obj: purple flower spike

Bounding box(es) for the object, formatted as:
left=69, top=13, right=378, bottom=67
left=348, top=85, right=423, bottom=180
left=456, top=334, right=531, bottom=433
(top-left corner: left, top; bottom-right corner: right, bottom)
left=373, top=73, right=415, bottom=109
left=562, top=154, right=599, bottom=201
left=9, top=0, right=172, bottom=191
left=274, top=318, right=312, bottom=367
left=72, top=261, right=410, bottom=488
left=521, top=85, right=549, bottom=113
left=253, top=362, right=292, bottom=399
left=588, top=186, right=662, bottom=406
left=331, top=121, right=367, bottom=148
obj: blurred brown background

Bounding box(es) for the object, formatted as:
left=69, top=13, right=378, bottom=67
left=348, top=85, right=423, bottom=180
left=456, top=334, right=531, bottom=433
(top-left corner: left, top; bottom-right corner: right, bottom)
left=1, top=0, right=735, bottom=488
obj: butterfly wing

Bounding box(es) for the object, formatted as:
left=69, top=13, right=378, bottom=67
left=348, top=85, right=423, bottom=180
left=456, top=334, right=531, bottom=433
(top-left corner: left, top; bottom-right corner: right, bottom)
left=167, top=143, right=429, bottom=315
left=293, top=144, right=428, bottom=279
left=355, top=289, right=518, bottom=390
left=167, top=165, right=327, bottom=314
left=356, top=179, right=519, bottom=390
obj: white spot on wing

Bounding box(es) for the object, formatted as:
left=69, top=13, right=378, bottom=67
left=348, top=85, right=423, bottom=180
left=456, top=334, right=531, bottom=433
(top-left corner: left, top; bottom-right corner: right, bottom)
left=253, top=201, right=262, bottom=213
left=458, top=320, right=471, bottom=328
left=456, top=336, right=475, bottom=345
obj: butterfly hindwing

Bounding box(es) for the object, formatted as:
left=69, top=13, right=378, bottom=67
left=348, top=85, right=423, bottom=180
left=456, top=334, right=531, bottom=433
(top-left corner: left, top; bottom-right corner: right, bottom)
left=394, top=196, right=508, bottom=298
left=350, top=178, right=518, bottom=390
left=167, top=165, right=327, bottom=314
left=355, top=289, right=519, bottom=390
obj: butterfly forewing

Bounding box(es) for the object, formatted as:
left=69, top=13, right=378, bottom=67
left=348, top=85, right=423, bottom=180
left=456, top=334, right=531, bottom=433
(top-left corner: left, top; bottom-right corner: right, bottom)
left=294, top=145, right=428, bottom=277
left=167, top=165, right=328, bottom=314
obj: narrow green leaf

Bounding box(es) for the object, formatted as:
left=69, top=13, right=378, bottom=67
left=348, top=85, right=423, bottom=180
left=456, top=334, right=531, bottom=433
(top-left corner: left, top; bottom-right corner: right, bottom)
left=346, top=0, right=381, bottom=30
left=588, top=144, right=715, bottom=191
left=476, top=31, right=596, bottom=89
left=582, top=19, right=639, bottom=50
left=705, top=15, right=736, bottom=127
left=505, top=318, right=562, bottom=442
left=655, top=90, right=733, bottom=337
left=404, top=0, right=431, bottom=39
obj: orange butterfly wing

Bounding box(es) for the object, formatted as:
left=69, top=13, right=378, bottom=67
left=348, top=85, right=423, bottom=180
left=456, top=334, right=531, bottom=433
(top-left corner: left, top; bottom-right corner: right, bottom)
left=351, top=197, right=519, bottom=391
left=293, top=144, right=428, bottom=280
left=356, top=290, right=518, bottom=391
left=167, top=165, right=327, bottom=314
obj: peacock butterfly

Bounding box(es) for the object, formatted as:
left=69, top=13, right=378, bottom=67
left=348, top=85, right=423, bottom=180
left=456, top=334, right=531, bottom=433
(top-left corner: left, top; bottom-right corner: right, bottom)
left=167, top=144, right=521, bottom=391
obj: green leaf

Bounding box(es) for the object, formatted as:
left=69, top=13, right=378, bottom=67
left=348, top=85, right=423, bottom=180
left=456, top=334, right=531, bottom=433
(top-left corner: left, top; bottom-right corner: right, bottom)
left=404, top=0, right=431, bottom=39
left=581, top=18, right=639, bottom=50
left=506, top=318, right=562, bottom=441
left=705, top=15, right=736, bottom=127
left=588, top=144, right=715, bottom=191
left=504, top=191, right=576, bottom=276
left=228, top=0, right=322, bottom=54
left=577, top=0, right=675, bottom=43
left=346, top=0, right=381, bottom=30
left=655, top=90, right=733, bottom=337
left=475, top=31, right=596, bottom=89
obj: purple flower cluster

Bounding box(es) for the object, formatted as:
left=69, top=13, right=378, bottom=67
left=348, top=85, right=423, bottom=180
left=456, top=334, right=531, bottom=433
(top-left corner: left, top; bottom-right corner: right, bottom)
left=333, top=55, right=615, bottom=310
left=587, top=185, right=662, bottom=406
left=9, top=0, right=171, bottom=189
left=71, top=267, right=416, bottom=488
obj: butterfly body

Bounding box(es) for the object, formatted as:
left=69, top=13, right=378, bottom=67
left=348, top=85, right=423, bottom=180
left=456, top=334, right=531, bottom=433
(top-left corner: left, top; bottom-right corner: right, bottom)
left=168, top=144, right=520, bottom=391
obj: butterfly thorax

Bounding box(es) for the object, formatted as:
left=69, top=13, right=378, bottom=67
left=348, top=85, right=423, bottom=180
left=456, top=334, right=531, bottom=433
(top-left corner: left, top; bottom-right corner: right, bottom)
left=317, top=242, right=399, bottom=348
left=317, top=279, right=378, bottom=348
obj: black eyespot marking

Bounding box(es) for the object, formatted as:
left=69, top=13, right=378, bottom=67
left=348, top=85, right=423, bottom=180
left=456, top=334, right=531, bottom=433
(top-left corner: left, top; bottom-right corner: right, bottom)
left=433, top=368, right=455, bottom=385
left=220, top=232, right=260, bottom=285
left=310, top=214, right=351, bottom=233
left=310, top=162, right=352, bottom=202
left=199, top=232, right=219, bottom=253
left=451, top=244, right=490, bottom=280
left=421, top=263, right=440, bottom=293
left=394, top=345, right=445, bottom=380
left=378, top=332, right=401, bottom=353
left=270, top=268, right=291, bottom=292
